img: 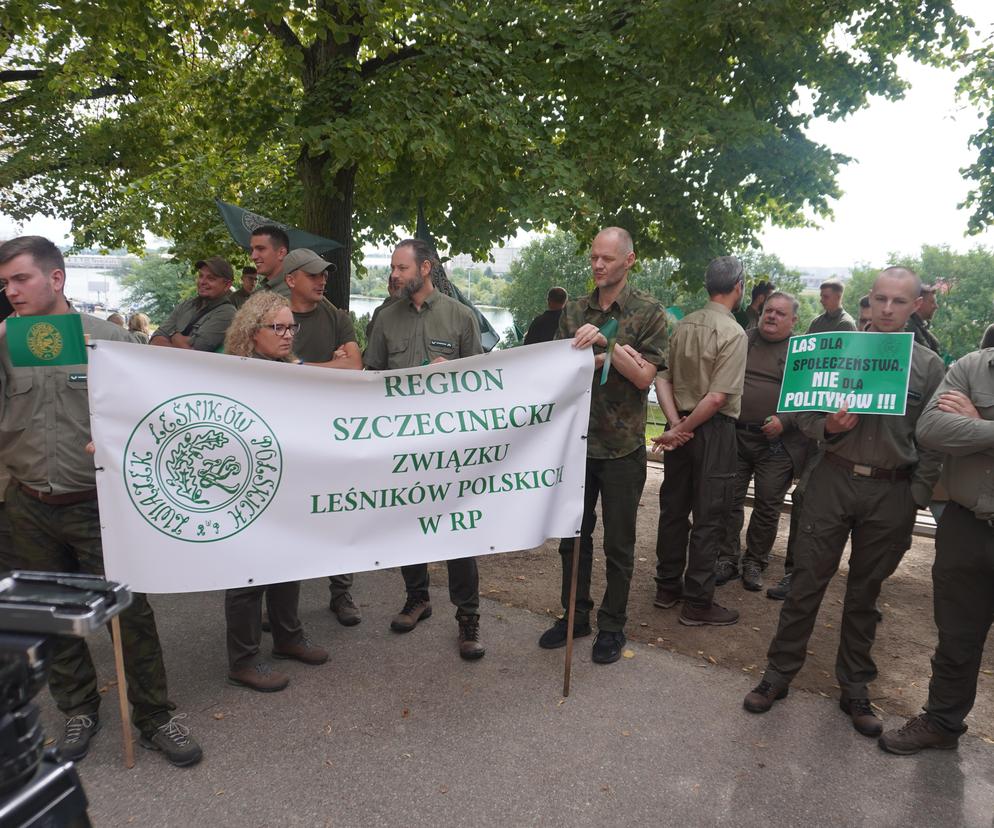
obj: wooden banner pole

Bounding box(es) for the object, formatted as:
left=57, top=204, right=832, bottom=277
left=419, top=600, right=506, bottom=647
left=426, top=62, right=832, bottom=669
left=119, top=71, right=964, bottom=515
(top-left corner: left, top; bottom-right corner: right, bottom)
left=562, top=535, right=581, bottom=698
left=110, top=615, right=135, bottom=769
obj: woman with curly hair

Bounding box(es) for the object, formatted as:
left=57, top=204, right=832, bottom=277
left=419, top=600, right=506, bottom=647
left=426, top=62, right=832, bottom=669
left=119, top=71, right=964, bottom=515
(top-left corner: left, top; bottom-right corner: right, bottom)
left=221, top=291, right=328, bottom=692
left=128, top=312, right=152, bottom=344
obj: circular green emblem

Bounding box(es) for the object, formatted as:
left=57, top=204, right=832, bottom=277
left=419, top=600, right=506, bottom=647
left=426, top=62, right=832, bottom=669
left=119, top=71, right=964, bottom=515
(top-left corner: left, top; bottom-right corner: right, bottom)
left=123, top=394, right=282, bottom=542
left=27, top=322, right=63, bottom=360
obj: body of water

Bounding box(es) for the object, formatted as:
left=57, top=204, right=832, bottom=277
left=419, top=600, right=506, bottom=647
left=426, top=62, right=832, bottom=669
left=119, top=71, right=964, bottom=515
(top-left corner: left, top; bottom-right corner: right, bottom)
left=348, top=295, right=516, bottom=342
left=64, top=267, right=127, bottom=311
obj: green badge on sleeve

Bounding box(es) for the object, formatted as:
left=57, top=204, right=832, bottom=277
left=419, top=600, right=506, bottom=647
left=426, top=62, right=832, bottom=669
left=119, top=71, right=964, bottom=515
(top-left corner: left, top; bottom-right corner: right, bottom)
left=6, top=314, right=88, bottom=367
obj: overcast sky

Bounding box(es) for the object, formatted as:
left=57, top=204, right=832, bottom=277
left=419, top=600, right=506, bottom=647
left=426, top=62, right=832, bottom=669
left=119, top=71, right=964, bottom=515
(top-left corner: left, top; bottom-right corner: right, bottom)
left=3, top=1, right=993, bottom=271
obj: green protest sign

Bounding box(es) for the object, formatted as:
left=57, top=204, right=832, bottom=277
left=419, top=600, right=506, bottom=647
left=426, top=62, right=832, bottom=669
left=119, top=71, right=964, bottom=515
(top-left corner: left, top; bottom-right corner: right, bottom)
left=777, top=331, right=913, bottom=416
left=6, top=314, right=88, bottom=367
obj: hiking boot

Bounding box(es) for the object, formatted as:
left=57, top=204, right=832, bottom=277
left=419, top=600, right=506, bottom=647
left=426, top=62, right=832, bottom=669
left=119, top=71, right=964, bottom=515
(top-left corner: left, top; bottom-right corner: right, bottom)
left=840, top=697, right=883, bottom=737
left=742, top=561, right=763, bottom=592
left=766, top=573, right=792, bottom=601
left=330, top=592, right=362, bottom=627
left=390, top=597, right=432, bottom=632
left=227, top=662, right=290, bottom=692
left=456, top=613, right=486, bottom=660
left=57, top=714, right=100, bottom=762
left=878, top=714, right=964, bottom=755
left=679, top=602, right=740, bottom=626
left=743, top=680, right=788, bottom=713
left=140, top=714, right=203, bottom=767
left=538, top=615, right=592, bottom=649
left=591, top=630, right=626, bottom=664
left=273, top=636, right=329, bottom=665
left=653, top=585, right=682, bottom=609
left=714, top=560, right=739, bottom=586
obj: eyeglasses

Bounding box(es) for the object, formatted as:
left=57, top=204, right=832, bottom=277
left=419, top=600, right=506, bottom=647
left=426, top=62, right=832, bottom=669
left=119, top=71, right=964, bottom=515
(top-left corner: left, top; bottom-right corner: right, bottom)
left=261, top=322, right=300, bottom=337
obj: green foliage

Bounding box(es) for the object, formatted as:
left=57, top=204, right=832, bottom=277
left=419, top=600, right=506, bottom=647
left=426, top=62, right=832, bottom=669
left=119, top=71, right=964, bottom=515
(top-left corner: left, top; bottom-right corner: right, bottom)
left=848, top=246, right=994, bottom=359
left=1, top=0, right=968, bottom=303
left=350, top=311, right=369, bottom=353
left=116, top=256, right=195, bottom=324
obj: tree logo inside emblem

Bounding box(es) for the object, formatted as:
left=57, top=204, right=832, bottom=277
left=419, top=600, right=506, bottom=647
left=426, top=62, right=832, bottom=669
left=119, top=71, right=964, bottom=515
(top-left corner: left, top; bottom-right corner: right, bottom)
left=124, top=394, right=281, bottom=542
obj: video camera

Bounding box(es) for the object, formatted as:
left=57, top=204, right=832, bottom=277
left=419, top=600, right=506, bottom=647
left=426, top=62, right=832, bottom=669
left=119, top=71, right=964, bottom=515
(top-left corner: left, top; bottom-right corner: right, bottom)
left=0, top=571, right=131, bottom=828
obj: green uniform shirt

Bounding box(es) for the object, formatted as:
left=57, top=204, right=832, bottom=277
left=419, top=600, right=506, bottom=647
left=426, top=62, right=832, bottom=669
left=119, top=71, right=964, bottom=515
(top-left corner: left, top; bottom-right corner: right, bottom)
left=806, top=308, right=857, bottom=334
left=293, top=302, right=357, bottom=362
left=363, top=289, right=481, bottom=370
left=907, top=312, right=941, bottom=356
left=152, top=294, right=235, bottom=352
left=230, top=287, right=254, bottom=309
left=556, top=282, right=668, bottom=460
left=365, top=295, right=401, bottom=342
left=0, top=311, right=136, bottom=494
left=661, top=300, right=747, bottom=419
left=796, top=341, right=945, bottom=506
left=917, top=348, right=994, bottom=518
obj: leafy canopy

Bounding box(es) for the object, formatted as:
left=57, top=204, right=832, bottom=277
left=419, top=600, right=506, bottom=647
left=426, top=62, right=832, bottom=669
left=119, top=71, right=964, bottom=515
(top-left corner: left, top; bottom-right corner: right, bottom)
left=1, top=0, right=968, bottom=302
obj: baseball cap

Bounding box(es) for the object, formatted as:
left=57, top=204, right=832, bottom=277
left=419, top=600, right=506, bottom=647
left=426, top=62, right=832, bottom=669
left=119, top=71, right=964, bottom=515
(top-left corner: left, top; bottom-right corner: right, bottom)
left=194, top=256, right=234, bottom=281
left=282, top=248, right=331, bottom=277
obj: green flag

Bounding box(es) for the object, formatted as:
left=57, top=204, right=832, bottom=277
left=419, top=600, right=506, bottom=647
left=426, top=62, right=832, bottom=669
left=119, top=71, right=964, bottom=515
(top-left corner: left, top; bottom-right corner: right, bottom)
left=599, top=317, right=619, bottom=385
left=6, top=314, right=88, bottom=367
left=214, top=199, right=343, bottom=254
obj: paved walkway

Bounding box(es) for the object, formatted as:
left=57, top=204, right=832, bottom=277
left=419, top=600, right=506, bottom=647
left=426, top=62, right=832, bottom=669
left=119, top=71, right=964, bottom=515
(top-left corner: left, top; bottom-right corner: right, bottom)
left=40, top=572, right=994, bottom=827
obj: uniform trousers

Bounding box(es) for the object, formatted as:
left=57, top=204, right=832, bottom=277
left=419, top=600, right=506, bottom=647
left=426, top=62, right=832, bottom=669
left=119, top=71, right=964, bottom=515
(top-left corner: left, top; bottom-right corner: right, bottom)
left=557, top=446, right=647, bottom=633
left=718, top=431, right=794, bottom=570
left=654, top=414, right=737, bottom=607
left=225, top=582, right=304, bottom=669
left=402, top=558, right=480, bottom=616
left=763, top=460, right=917, bottom=699
left=327, top=572, right=354, bottom=600
left=6, top=484, right=174, bottom=735
left=0, top=500, right=14, bottom=571
left=924, top=501, right=994, bottom=733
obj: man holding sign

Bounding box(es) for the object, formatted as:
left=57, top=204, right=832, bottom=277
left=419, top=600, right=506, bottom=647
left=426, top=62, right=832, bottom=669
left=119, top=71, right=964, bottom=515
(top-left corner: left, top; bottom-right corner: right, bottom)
left=744, top=267, right=944, bottom=738
left=0, top=236, right=202, bottom=766
left=538, top=227, right=667, bottom=664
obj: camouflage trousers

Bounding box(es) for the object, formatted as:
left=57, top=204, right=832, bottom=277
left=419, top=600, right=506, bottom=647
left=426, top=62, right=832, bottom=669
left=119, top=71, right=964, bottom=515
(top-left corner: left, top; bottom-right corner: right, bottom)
left=5, top=483, right=175, bottom=735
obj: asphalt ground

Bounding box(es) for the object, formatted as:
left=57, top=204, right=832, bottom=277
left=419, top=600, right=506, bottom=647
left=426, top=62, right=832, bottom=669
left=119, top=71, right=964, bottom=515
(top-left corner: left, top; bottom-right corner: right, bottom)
left=34, top=571, right=994, bottom=827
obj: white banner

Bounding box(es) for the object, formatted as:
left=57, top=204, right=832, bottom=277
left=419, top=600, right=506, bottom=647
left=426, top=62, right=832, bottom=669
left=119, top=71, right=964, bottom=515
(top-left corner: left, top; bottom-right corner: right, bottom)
left=89, top=340, right=591, bottom=593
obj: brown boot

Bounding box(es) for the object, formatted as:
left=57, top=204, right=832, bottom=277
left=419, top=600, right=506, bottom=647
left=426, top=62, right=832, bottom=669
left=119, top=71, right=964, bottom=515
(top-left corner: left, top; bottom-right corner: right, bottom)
left=390, top=597, right=432, bottom=632
left=272, top=636, right=329, bottom=665
left=840, top=698, right=883, bottom=737
left=330, top=592, right=362, bottom=627
left=227, top=662, right=290, bottom=693
left=743, top=680, right=788, bottom=713
left=456, top=613, right=486, bottom=660
left=679, top=602, right=740, bottom=626
left=653, top=585, right=682, bottom=609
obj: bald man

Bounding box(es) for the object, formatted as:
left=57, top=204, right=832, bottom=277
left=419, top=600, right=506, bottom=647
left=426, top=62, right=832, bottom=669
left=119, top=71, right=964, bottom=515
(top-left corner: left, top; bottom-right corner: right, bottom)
left=538, top=227, right=668, bottom=665
left=745, top=267, right=944, bottom=738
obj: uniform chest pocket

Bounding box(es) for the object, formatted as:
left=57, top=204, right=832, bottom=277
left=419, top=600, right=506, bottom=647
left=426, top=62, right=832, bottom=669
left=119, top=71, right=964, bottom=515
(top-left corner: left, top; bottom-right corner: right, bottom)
left=1, top=371, right=34, bottom=429
left=427, top=338, right=456, bottom=359
left=973, top=392, right=994, bottom=421
left=387, top=338, right=410, bottom=356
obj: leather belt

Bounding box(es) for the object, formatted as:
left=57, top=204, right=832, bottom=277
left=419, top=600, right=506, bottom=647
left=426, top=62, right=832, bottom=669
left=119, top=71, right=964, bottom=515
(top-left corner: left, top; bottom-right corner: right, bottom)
left=735, top=421, right=766, bottom=434
left=17, top=481, right=98, bottom=506
left=822, top=452, right=913, bottom=481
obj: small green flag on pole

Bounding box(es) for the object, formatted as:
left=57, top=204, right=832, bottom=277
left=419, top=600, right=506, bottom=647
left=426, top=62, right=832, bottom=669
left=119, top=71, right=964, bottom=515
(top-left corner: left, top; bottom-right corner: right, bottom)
left=6, top=314, right=88, bottom=367
left=599, top=317, right=619, bottom=385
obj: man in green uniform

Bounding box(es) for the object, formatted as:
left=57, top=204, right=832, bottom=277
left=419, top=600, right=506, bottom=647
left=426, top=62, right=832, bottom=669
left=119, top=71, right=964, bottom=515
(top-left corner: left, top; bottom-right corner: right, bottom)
left=653, top=256, right=748, bottom=627
left=806, top=278, right=857, bottom=334
left=715, top=292, right=811, bottom=592
left=907, top=282, right=941, bottom=355
left=0, top=235, right=202, bottom=767
left=230, top=266, right=257, bottom=308
left=537, top=228, right=667, bottom=664
left=285, top=248, right=363, bottom=625
left=249, top=224, right=290, bottom=295
left=734, top=281, right=772, bottom=330
left=879, top=349, right=994, bottom=754
left=150, top=256, right=235, bottom=351
left=745, top=266, right=944, bottom=738
left=364, top=239, right=485, bottom=659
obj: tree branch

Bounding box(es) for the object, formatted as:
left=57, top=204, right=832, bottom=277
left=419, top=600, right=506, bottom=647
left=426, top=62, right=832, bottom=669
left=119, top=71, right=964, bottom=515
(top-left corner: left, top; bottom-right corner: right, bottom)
left=265, top=19, right=302, bottom=53
left=359, top=45, right=423, bottom=79
left=0, top=83, right=124, bottom=112
left=0, top=68, right=44, bottom=83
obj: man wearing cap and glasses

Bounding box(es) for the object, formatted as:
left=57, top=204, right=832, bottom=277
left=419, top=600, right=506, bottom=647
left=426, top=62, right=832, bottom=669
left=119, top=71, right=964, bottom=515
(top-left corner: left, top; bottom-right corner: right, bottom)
left=150, top=256, right=236, bottom=351
left=652, top=255, right=748, bottom=627
left=284, top=248, right=364, bottom=624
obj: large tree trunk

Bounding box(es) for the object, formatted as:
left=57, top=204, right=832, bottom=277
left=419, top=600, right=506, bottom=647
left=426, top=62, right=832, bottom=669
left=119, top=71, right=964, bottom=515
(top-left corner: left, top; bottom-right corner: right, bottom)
left=298, top=151, right=355, bottom=311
